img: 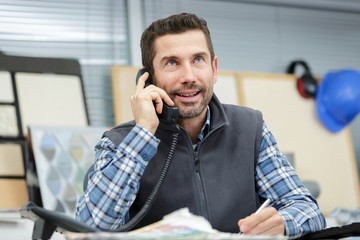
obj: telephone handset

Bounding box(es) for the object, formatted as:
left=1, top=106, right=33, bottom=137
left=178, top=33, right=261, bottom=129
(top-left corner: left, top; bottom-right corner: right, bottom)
left=136, top=68, right=179, bottom=124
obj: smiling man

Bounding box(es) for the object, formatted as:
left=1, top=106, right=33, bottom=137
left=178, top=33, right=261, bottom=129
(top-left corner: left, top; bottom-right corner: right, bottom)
left=76, top=13, right=326, bottom=239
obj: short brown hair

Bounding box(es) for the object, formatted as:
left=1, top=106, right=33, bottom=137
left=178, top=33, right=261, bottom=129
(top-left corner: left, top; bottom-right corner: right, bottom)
left=140, top=13, right=215, bottom=75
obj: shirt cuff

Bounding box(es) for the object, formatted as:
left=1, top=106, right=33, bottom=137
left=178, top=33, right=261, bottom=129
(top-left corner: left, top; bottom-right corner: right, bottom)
left=278, top=210, right=303, bottom=239
left=121, top=124, right=160, bottom=163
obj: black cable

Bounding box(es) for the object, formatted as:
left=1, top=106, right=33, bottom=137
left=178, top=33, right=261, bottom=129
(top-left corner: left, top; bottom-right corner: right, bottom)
left=114, top=130, right=179, bottom=232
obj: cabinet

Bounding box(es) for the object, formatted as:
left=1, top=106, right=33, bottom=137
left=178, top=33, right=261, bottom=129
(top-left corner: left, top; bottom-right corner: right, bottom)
left=0, top=52, right=88, bottom=208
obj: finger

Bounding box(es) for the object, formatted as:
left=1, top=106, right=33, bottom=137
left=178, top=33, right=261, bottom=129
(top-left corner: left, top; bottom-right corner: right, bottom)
left=149, top=90, right=175, bottom=114
left=240, top=208, right=284, bottom=235
left=238, top=207, right=275, bottom=233
left=238, top=214, right=258, bottom=233
left=149, top=86, right=174, bottom=106
left=246, top=215, right=283, bottom=235
left=258, top=209, right=284, bottom=235
left=135, top=71, right=149, bottom=92
left=150, top=92, right=164, bottom=114
left=238, top=214, right=252, bottom=228
left=159, top=90, right=174, bottom=107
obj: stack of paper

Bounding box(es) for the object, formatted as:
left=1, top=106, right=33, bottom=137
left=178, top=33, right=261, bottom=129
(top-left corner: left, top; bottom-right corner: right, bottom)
left=65, top=208, right=287, bottom=240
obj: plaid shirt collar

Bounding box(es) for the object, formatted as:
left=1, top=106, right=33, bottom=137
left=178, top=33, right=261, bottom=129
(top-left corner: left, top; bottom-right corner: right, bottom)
left=197, top=105, right=211, bottom=143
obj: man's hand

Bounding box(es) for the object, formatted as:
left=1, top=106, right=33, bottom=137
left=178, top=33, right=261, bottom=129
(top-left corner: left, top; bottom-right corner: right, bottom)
left=130, top=71, right=174, bottom=134
left=238, top=207, right=285, bottom=236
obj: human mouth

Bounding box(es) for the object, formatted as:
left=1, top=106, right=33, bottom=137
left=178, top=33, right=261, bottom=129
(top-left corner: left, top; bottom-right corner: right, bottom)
left=175, top=89, right=201, bottom=103
left=177, top=91, right=200, bottom=97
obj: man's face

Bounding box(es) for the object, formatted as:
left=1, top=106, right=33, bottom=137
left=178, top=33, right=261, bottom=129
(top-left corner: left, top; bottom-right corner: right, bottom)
left=152, top=30, right=218, bottom=119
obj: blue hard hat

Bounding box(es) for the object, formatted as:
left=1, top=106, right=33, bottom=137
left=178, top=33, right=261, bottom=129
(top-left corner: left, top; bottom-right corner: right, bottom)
left=316, top=69, right=360, bottom=133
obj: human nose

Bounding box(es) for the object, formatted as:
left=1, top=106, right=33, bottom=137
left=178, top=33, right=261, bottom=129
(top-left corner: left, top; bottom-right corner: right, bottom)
left=179, top=62, right=196, bottom=84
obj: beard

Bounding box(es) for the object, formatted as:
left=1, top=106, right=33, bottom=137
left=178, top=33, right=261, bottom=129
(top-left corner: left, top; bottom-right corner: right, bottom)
left=168, top=83, right=213, bottom=119
left=178, top=98, right=208, bottom=118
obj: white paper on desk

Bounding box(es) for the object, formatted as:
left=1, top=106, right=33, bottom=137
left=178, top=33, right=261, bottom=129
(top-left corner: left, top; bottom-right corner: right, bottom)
left=65, top=208, right=287, bottom=240
left=141, top=207, right=215, bottom=232
left=0, top=209, right=22, bottom=223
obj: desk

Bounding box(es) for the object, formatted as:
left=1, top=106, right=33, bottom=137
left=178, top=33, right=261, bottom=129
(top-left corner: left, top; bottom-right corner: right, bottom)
left=0, top=211, right=65, bottom=240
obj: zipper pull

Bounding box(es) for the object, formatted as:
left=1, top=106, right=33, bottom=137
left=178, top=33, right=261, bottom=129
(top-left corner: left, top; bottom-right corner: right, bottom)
left=194, top=151, right=200, bottom=172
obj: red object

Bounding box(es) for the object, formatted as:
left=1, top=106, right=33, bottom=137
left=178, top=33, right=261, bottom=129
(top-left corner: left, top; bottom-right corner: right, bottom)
left=297, top=78, right=310, bottom=99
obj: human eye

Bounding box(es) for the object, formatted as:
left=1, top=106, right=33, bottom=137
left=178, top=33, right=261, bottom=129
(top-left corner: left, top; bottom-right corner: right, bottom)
left=167, top=59, right=177, bottom=66
left=194, top=56, right=204, bottom=63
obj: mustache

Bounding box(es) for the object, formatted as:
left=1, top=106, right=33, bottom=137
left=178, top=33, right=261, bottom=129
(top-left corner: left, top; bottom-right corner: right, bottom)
left=168, top=83, right=205, bottom=96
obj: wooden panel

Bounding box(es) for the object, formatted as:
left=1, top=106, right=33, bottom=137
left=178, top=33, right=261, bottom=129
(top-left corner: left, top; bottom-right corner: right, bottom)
left=15, top=72, right=88, bottom=135
left=0, top=105, right=19, bottom=137
left=0, top=179, right=28, bottom=209
left=214, top=72, right=240, bottom=105
left=0, top=144, right=24, bottom=176
left=238, top=73, right=360, bottom=215
left=111, top=66, right=138, bottom=125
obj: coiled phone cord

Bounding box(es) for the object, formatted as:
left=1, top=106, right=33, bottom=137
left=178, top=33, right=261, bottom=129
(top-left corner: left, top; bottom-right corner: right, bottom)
left=115, top=130, right=179, bottom=232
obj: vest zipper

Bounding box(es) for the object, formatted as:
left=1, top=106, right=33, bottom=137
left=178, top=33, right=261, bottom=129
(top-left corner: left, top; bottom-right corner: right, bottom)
left=194, top=150, right=209, bottom=220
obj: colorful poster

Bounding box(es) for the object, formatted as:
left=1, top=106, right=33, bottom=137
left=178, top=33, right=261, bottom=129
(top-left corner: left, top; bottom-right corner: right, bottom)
left=29, top=125, right=107, bottom=216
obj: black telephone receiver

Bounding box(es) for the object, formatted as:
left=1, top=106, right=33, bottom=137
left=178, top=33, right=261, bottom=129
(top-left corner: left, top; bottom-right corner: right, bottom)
left=136, top=68, right=179, bottom=124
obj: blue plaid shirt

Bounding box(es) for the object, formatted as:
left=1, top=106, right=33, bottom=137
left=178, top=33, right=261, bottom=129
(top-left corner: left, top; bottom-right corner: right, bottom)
left=76, top=108, right=326, bottom=238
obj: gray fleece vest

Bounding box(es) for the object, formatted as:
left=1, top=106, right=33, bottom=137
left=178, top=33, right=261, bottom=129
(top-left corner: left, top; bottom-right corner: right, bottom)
left=105, top=95, right=263, bottom=233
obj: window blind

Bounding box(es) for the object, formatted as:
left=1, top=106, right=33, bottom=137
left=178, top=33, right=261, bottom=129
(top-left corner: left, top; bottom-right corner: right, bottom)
left=0, top=0, right=129, bottom=127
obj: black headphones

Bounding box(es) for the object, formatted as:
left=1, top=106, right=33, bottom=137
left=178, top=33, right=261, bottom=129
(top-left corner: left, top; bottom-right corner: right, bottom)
left=286, top=60, right=317, bottom=98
